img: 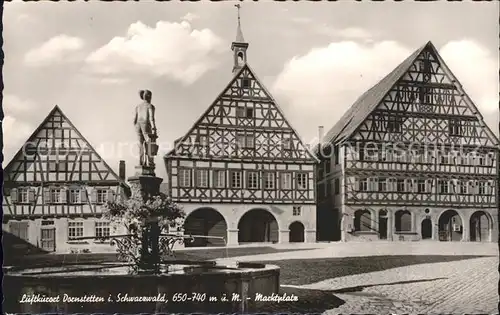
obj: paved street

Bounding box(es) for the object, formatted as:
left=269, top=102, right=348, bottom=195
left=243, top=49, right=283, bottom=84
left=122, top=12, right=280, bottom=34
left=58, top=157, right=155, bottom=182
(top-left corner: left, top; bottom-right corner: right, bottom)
left=216, top=242, right=498, bottom=314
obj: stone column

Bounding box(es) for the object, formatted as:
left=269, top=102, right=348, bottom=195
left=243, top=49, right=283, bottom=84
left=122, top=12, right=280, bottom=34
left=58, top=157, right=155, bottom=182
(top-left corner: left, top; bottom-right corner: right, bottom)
left=279, top=229, right=290, bottom=244
left=387, top=210, right=393, bottom=241
left=461, top=213, right=470, bottom=242
left=304, top=229, right=316, bottom=243
left=226, top=229, right=239, bottom=246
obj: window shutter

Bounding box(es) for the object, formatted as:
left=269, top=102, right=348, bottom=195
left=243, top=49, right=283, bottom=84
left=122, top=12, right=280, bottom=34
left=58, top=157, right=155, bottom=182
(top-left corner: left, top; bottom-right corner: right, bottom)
left=90, top=189, right=97, bottom=203
left=43, top=188, right=51, bottom=203
left=28, top=188, right=36, bottom=203
left=60, top=188, right=67, bottom=203
left=80, top=189, right=88, bottom=203
left=106, top=189, right=114, bottom=202
left=10, top=188, right=18, bottom=202
left=355, top=178, right=360, bottom=191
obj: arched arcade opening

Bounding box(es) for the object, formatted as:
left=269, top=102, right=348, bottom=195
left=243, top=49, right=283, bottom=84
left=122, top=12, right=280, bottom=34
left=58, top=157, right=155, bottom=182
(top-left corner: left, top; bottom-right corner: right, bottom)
left=421, top=218, right=432, bottom=239
left=438, top=210, right=462, bottom=242
left=238, top=209, right=279, bottom=243
left=470, top=211, right=491, bottom=242
left=289, top=221, right=305, bottom=243
left=183, top=208, right=227, bottom=247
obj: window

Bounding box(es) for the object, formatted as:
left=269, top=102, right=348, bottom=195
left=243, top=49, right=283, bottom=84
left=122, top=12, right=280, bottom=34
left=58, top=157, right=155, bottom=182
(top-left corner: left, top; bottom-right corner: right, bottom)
left=51, top=188, right=62, bottom=203
left=178, top=168, right=192, bottom=187
left=281, top=172, right=292, bottom=190
left=324, top=159, right=331, bottom=174
left=231, top=171, right=242, bottom=189
left=242, top=78, right=250, bottom=88
left=364, top=149, right=378, bottom=161
left=417, top=180, right=426, bottom=193
left=296, top=173, right=308, bottom=190
left=213, top=170, right=225, bottom=188
left=96, top=189, right=107, bottom=204
left=236, top=132, right=255, bottom=149
left=477, top=155, right=485, bottom=166
left=440, top=152, right=450, bottom=164
left=461, top=154, right=469, bottom=165
left=334, top=179, right=340, bottom=194
left=282, top=136, right=292, bottom=150
left=395, top=210, right=412, bottom=232
left=247, top=171, right=260, bottom=189
left=69, top=189, right=81, bottom=204
left=386, top=115, right=403, bottom=133
left=334, top=146, right=339, bottom=164
left=197, top=135, right=208, bottom=149
left=397, top=179, right=405, bottom=192
left=292, top=206, right=301, bottom=216
left=439, top=180, right=449, bottom=194
left=354, top=210, right=371, bottom=232
left=95, top=221, right=110, bottom=238
left=196, top=169, right=209, bottom=188
left=478, top=181, right=486, bottom=195
left=460, top=181, right=468, bottom=194
left=264, top=172, right=275, bottom=190
left=236, top=106, right=254, bottom=118
left=378, top=178, right=387, bottom=192
left=359, top=178, right=368, bottom=192
left=68, top=221, right=83, bottom=240
left=449, top=119, right=462, bottom=136
left=49, top=161, right=67, bottom=172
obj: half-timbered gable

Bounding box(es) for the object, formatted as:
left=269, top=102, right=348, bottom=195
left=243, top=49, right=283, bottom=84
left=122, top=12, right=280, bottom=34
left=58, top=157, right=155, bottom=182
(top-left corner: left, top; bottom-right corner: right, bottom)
left=316, top=41, right=498, bottom=243
left=3, top=105, right=129, bottom=253
left=165, top=10, right=318, bottom=246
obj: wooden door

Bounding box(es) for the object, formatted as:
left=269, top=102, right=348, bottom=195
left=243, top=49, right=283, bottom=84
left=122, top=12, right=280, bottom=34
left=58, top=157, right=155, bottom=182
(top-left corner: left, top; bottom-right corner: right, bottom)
left=41, top=228, right=56, bottom=252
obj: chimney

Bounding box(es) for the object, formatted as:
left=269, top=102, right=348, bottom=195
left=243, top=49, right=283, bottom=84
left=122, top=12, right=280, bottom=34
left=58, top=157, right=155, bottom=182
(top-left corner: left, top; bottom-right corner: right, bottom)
left=119, top=160, right=126, bottom=180
left=318, top=126, right=324, bottom=144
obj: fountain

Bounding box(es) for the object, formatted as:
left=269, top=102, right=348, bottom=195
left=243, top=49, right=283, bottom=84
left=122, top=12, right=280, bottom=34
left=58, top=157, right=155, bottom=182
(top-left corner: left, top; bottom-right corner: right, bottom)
left=3, top=90, right=280, bottom=314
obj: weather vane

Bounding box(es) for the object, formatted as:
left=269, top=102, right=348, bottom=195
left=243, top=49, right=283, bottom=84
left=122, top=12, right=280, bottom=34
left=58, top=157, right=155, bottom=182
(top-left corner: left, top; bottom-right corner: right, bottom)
left=235, top=4, right=241, bottom=21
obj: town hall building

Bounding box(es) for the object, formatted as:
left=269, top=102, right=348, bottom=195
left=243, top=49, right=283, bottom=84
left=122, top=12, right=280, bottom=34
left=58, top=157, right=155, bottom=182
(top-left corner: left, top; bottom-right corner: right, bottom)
left=164, top=12, right=318, bottom=246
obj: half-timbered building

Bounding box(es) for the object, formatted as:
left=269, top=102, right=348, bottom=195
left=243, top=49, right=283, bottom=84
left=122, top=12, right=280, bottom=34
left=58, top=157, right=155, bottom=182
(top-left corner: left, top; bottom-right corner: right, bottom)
left=316, top=41, right=498, bottom=243
left=164, top=14, right=318, bottom=246
left=2, top=105, right=130, bottom=253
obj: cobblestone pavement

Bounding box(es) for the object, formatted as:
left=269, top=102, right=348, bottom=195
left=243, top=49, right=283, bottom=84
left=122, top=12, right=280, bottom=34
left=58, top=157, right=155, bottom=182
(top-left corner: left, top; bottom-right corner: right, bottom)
left=216, top=241, right=497, bottom=263
left=215, top=242, right=498, bottom=314
left=291, top=256, right=498, bottom=314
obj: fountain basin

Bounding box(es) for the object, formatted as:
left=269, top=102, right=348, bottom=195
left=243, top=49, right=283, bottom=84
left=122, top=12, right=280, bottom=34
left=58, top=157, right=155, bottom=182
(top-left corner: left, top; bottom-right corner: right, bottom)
left=4, top=262, right=280, bottom=314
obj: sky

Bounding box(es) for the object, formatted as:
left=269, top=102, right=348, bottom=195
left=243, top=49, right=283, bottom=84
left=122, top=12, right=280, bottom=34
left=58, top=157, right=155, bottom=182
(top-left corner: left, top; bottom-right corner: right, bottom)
left=3, top=1, right=499, bottom=181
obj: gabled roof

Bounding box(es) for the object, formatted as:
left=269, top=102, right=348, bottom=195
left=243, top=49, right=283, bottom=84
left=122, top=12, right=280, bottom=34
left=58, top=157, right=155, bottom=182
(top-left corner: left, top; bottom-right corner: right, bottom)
left=4, top=105, right=129, bottom=188
left=317, top=43, right=428, bottom=152
left=317, top=41, right=499, bottom=151
left=165, top=63, right=320, bottom=163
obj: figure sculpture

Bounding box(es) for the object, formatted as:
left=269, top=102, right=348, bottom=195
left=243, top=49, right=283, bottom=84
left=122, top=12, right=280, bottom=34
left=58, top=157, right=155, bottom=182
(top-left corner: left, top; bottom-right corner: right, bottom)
left=134, top=90, right=158, bottom=171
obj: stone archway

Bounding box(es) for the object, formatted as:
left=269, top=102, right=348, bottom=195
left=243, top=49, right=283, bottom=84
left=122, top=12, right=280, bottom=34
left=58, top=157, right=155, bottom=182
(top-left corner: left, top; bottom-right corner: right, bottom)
left=289, top=221, right=305, bottom=243
left=238, top=209, right=279, bottom=243
left=470, top=211, right=491, bottom=242
left=438, top=210, right=462, bottom=242
left=183, top=208, right=227, bottom=247
left=421, top=218, right=432, bottom=240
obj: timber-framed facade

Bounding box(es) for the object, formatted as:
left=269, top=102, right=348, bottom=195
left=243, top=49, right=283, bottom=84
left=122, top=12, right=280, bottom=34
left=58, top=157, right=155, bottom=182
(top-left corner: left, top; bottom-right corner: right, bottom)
left=164, top=15, right=319, bottom=246
left=316, top=41, right=498, bottom=243
left=2, top=106, right=130, bottom=253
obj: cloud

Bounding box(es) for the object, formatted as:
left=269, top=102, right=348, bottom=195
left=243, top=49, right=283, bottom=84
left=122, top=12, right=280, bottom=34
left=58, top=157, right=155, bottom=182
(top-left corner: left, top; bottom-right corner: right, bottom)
left=3, top=94, right=38, bottom=114
left=85, top=20, right=225, bottom=85
left=2, top=115, right=34, bottom=162
left=24, top=34, right=85, bottom=67
left=291, top=17, right=374, bottom=40
left=272, top=40, right=498, bottom=142
left=182, top=12, right=199, bottom=22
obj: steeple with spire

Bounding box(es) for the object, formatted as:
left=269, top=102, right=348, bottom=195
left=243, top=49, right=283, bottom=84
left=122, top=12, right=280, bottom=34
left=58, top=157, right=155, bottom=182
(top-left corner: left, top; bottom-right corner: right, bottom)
left=231, top=4, right=249, bottom=75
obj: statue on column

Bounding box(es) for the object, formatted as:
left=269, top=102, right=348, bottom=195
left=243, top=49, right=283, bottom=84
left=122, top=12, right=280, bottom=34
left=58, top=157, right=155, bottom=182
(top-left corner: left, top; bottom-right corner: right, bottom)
left=134, top=89, right=158, bottom=174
